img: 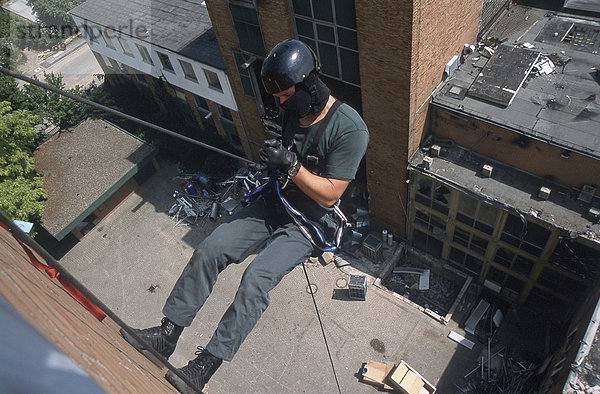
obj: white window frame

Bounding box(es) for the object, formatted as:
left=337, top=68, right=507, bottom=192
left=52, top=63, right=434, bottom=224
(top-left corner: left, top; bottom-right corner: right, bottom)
left=180, top=60, right=198, bottom=82
left=136, top=44, right=153, bottom=64
left=204, top=68, right=222, bottom=92
left=118, top=37, right=133, bottom=56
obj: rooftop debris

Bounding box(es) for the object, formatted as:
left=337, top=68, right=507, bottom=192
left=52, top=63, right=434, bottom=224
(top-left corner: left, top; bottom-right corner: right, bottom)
left=456, top=350, right=541, bottom=393
left=532, top=56, right=556, bottom=75
left=383, top=261, right=461, bottom=317
left=168, top=168, right=265, bottom=227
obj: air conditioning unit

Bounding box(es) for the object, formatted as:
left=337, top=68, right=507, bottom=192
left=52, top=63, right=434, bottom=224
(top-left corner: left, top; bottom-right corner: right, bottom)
left=445, top=55, right=460, bottom=77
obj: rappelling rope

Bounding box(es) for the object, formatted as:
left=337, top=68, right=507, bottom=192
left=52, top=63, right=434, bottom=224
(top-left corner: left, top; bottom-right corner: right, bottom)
left=302, top=262, right=343, bottom=394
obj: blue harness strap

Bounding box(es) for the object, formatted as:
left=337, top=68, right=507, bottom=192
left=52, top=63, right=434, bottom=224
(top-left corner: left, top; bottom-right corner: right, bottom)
left=241, top=178, right=349, bottom=253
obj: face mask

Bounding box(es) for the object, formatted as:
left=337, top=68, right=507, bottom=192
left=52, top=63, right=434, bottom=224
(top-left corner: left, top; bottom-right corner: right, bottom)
left=280, top=73, right=331, bottom=119
left=280, top=83, right=312, bottom=118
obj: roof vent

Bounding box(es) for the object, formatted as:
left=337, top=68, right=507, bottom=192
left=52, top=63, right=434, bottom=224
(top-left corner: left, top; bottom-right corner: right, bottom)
left=578, top=185, right=597, bottom=203
left=430, top=144, right=441, bottom=157
left=422, top=156, right=433, bottom=170
left=538, top=186, right=551, bottom=200
left=481, top=164, right=493, bottom=178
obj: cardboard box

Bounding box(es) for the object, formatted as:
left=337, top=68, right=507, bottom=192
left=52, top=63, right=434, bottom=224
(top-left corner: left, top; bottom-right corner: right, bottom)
left=362, top=360, right=395, bottom=390
left=388, top=362, right=425, bottom=394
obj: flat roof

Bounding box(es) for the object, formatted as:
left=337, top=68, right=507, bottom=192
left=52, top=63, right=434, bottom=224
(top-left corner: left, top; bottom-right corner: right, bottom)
left=69, top=0, right=224, bottom=69
left=408, top=144, right=600, bottom=244
left=35, top=119, right=156, bottom=240
left=432, top=5, right=600, bottom=160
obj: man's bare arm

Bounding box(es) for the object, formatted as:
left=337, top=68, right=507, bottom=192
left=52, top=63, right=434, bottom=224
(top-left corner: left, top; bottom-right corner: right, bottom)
left=291, top=165, right=350, bottom=207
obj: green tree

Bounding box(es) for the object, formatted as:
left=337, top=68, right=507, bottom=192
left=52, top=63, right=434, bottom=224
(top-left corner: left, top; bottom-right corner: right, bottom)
left=0, top=101, right=46, bottom=221
left=21, top=72, right=86, bottom=129
left=27, top=0, right=85, bottom=27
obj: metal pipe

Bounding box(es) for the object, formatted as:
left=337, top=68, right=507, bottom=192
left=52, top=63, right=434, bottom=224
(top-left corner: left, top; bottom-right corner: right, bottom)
left=0, top=66, right=256, bottom=166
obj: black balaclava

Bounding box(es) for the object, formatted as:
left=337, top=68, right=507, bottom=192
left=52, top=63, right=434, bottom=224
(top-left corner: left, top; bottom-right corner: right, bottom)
left=281, top=72, right=330, bottom=119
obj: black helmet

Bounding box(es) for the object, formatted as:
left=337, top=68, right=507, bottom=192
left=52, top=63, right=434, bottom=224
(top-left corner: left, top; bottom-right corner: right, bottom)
left=261, top=39, right=320, bottom=95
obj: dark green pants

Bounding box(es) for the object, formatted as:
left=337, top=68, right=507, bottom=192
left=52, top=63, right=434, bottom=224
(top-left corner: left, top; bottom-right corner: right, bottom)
left=162, top=195, right=313, bottom=361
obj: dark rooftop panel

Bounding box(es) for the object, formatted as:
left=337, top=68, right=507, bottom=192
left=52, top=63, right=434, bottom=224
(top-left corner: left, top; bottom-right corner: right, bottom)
left=468, top=46, right=540, bottom=107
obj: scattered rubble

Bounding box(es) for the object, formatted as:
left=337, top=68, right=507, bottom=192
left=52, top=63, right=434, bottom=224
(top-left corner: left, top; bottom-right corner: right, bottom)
left=456, top=350, right=541, bottom=393
left=383, top=261, right=461, bottom=316
left=168, top=167, right=266, bottom=227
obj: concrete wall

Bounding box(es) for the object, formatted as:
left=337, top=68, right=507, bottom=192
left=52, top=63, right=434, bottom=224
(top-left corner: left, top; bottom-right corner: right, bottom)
left=358, top=0, right=482, bottom=236
left=430, top=106, right=600, bottom=193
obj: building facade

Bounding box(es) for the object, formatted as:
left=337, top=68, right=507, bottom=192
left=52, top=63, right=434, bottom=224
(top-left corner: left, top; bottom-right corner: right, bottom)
left=69, top=0, right=247, bottom=154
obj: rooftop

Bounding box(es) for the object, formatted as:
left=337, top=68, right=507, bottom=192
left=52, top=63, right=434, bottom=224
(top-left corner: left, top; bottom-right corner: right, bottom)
left=408, top=142, right=600, bottom=244
left=68, top=0, right=224, bottom=69
left=432, top=5, right=600, bottom=160
left=35, top=119, right=156, bottom=240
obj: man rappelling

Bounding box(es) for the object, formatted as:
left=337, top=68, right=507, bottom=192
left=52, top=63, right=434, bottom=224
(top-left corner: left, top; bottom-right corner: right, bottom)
left=120, top=39, right=369, bottom=393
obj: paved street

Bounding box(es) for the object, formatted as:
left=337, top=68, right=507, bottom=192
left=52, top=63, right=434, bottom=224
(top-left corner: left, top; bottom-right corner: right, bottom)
left=38, top=39, right=102, bottom=89
left=58, top=158, right=480, bottom=393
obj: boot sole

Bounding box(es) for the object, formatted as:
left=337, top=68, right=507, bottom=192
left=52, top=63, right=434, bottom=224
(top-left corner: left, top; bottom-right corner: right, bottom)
left=120, top=327, right=166, bottom=368
left=165, top=370, right=206, bottom=393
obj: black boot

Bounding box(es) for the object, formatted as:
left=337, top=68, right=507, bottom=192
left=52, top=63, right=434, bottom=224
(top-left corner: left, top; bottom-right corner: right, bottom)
left=120, top=317, right=183, bottom=360
left=165, top=347, right=222, bottom=393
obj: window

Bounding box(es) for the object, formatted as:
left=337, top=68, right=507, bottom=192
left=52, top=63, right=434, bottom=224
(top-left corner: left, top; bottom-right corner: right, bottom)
left=174, top=88, right=188, bottom=103
left=233, top=51, right=255, bottom=97
left=487, top=267, right=524, bottom=296
left=452, top=227, right=488, bottom=257
left=83, top=25, right=98, bottom=43
left=99, top=54, right=115, bottom=72
left=448, top=247, right=484, bottom=276
left=101, top=30, right=115, bottom=49
left=193, top=94, right=210, bottom=113
left=218, top=104, right=233, bottom=122
left=157, top=52, right=174, bottom=72
left=550, top=239, right=600, bottom=280
left=118, top=37, right=133, bottom=56
left=179, top=60, right=197, bottom=81
left=412, top=228, right=443, bottom=259
left=218, top=104, right=241, bottom=148
left=456, top=194, right=498, bottom=235
left=136, top=44, right=153, bottom=64
left=204, top=69, right=222, bottom=92
left=292, top=0, right=360, bottom=86
left=538, top=267, right=585, bottom=299
left=414, top=208, right=446, bottom=238
left=131, top=71, right=148, bottom=88
left=229, top=3, right=266, bottom=56
left=414, top=174, right=451, bottom=215
left=493, top=247, right=534, bottom=277
left=500, top=214, right=550, bottom=257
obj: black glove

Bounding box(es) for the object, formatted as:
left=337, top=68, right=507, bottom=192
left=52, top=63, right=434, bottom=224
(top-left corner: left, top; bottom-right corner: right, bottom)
left=257, top=139, right=297, bottom=172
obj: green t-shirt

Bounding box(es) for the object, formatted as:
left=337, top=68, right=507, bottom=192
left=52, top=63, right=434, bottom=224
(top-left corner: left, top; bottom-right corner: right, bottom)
left=282, top=102, right=369, bottom=181
left=278, top=101, right=369, bottom=224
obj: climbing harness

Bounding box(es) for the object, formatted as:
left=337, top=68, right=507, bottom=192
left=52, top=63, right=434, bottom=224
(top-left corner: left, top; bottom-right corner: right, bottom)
left=241, top=176, right=349, bottom=252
